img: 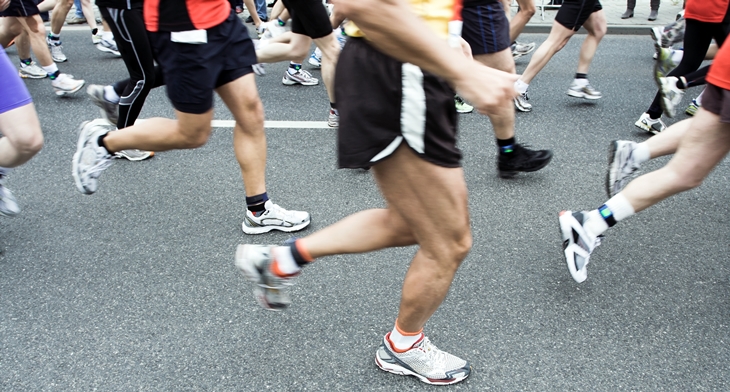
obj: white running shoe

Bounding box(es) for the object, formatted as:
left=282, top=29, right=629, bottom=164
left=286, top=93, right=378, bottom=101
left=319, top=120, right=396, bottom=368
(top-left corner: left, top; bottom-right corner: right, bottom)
left=92, top=32, right=102, bottom=45
left=559, top=210, right=602, bottom=283
left=259, top=20, right=287, bottom=41
left=51, top=73, right=85, bottom=96
left=634, top=112, right=666, bottom=135
left=567, top=81, right=602, bottom=100
left=86, top=84, right=119, bottom=124
left=19, top=61, right=47, bottom=79
left=115, top=149, right=154, bottom=161
left=241, top=200, right=311, bottom=234
left=514, top=91, right=532, bottom=112
left=72, top=119, right=115, bottom=194
left=96, top=37, right=121, bottom=56
left=605, top=140, right=640, bottom=198
left=375, top=334, right=471, bottom=385
left=327, top=108, right=339, bottom=127
left=308, top=47, right=322, bottom=68
left=511, top=41, right=535, bottom=59
left=658, top=76, right=684, bottom=118
left=47, top=38, right=67, bottom=62
left=235, top=244, right=296, bottom=310
left=282, top=69, right=319, bottom=86
left=0, top=171, right=20, bottom=217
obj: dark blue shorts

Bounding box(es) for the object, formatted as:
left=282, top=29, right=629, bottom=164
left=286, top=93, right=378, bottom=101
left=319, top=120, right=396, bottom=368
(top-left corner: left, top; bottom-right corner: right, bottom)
left=148, top=11, right=255, bottom=114
left=0, top=0, right=39, bottom=17
left=462, top=2, right=511, bottom=55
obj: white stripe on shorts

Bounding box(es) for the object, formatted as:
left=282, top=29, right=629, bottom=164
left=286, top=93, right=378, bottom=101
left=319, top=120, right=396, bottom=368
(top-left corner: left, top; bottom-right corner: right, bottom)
left=400, top=63, right=427, bottom=154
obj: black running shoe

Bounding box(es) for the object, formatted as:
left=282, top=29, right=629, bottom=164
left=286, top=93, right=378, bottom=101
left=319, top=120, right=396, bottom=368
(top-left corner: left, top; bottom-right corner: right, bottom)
left=497, top=144, right=553, bottom=178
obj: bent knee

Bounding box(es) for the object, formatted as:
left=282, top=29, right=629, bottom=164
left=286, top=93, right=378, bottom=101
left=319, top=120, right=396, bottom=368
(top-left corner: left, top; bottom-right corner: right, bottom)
left=177, top=127, right=211, bottom=148
left=12, top=131, right=44, bottom=157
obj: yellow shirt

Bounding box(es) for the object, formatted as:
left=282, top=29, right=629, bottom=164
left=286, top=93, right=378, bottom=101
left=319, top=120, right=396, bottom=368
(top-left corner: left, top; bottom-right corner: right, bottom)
left=345, top=0, right=458, bottom=39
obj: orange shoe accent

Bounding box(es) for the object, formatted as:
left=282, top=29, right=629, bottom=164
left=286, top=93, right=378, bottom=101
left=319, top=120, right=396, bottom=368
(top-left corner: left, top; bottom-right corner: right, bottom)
left=149, top=151, right=155, bottom=157
left=294, top=239, right=314, bottom=263
left=386, top=332, right=424, bottom=354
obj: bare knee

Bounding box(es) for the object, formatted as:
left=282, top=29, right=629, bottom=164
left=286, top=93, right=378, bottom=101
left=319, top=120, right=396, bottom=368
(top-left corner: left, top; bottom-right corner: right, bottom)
left=290, top=44, right=310, bottom=60
left=9, top=128, right=44, bottom=158
left=519, top=4, right=536, bottom=17
left=176, top=125, right=211, bottom=148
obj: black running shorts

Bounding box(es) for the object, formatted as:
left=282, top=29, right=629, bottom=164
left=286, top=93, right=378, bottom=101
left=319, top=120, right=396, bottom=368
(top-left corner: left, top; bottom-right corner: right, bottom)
left=554, top=0, right=602, bottom=31
left=0, top=0, right=40, bottom=17
left=335, top=38, right=461, bottom=169
left=703, top=84, right=730, bottom=123
left=462, top=1, right=511, bottom=55
left=148, top=11, right=255, bottom=114
left=281, top=0, right=332, bottom=39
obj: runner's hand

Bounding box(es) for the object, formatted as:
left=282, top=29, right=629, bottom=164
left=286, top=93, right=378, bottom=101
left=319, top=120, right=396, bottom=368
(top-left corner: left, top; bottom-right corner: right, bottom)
left=0, top=0, right=10, bottom=12
left=454, top=61, right=518, bottom=116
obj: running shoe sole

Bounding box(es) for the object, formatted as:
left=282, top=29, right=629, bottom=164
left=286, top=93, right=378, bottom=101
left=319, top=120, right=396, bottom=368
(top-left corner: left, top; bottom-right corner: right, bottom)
left=235, top=244, right=291, bottom=311
left=558, top=210, right=588, bottom=283
left=281, top=76, right=318, bottom=86
left=19, top=70, right=47, bottom=79
left=605, top=140, right=620, bottom=198
left=241, top=216, right=310, bottom=234
left=72, top=121, right=93, bottom=194
left=566, top=89, right=601, bottom=100
left=54, top=81, right=85, bottom=97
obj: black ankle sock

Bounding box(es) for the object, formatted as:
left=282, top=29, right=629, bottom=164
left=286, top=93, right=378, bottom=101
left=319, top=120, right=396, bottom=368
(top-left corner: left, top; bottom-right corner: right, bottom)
left=289, top=63, right=301, bottom=70
left=288, top=239, right=309, bottom=267
left=575, top=73, right=587, bottom=79
left=97, top=133, right=109, bottom=150
left=246, top=192, right=269, bottom=216
left=20, top=58, right=32, bottom=65
left=91, top=28, right=98, bottom=35
left=330, top=102, right=336, bottom=109
left=676, top=77, right=687, bottom=89
left=48, top=70, right=60, bottom=80
left=497, top=137, right=516, bottom=155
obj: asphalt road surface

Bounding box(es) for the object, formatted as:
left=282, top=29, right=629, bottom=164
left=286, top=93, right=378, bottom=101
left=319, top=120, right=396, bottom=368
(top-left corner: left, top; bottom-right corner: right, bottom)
left=1, top=29, right=728, bottom=391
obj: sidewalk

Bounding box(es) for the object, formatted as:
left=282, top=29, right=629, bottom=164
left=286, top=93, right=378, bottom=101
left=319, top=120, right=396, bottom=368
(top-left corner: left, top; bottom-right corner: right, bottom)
left=519, top=0, right=684, bottom=34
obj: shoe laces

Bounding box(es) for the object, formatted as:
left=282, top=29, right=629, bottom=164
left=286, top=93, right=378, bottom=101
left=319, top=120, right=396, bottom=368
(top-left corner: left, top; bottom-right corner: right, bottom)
left=415, top=338, right=449, bottom=368
left=264, top=202, right=299, bottom=221
left=295, top=69, right=314, bottom=79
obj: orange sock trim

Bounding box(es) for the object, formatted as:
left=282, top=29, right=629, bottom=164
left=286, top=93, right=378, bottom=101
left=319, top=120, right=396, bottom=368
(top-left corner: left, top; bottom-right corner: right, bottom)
left=295, top=240, right=314, bottom=263
left=395, top=319, right=423, bottom=336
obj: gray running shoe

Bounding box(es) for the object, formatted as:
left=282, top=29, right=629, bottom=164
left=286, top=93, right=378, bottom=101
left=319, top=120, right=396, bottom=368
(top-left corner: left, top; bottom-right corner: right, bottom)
left=511, top=41, right=535, bottom=59
left=514, top=91, right=532, bottom=112
left=648, top=9, right=658, bottom=21
left=686, top=98, right=700, bottom=116
left=72, top=119, right=115, bottom=194
left=0, top=172, right=20, bottom=217
left=658, top=76, right=684, bottom=118
left=634, top=112, right=666, bottom=135
left=96, top=37, right=121, bottom=56
left=650, top=18, right=685, bottom=49
left=47, top=38, right=67, bottom=62
left=559, top=210, right=602, bottom=283
left=19, top=61, right=47, bottom=79
left=282, top=69, right=319, bottom=86
left=86, top=84, right=119, bottom=124
left=567, top=81, right=602, bottom=100
left=241, top=200, right=311, bottom=234
left=375, top=334, right=471, bottom=385
left=235, top=244, right=296, bottom=311
left=115, top=149, right=154, bottom=161
left=605, top=140, right=640, bottom=198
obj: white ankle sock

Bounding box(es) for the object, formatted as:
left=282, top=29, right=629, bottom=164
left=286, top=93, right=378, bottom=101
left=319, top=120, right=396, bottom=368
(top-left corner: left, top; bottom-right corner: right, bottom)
left=633, top=142, right=651, bottom=164
left=605, top=193, right=636, bottom=222
left=515, top=79, right=529, bottom=94
left=389, top=322, right=423, bottom=351
left=584, top=210, right=609, bottom=237
left=103, top=85, right=120, bottom=103
left=42, top=64, right=58, bottom=75
left=271, top=246, right=301, bottom=275
left=573, top=78, right=588, bottom=87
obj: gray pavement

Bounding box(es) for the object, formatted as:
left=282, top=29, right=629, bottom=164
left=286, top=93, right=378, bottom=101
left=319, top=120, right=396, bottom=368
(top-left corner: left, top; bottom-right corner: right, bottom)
left=1, top=23, right=729, bottom=392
